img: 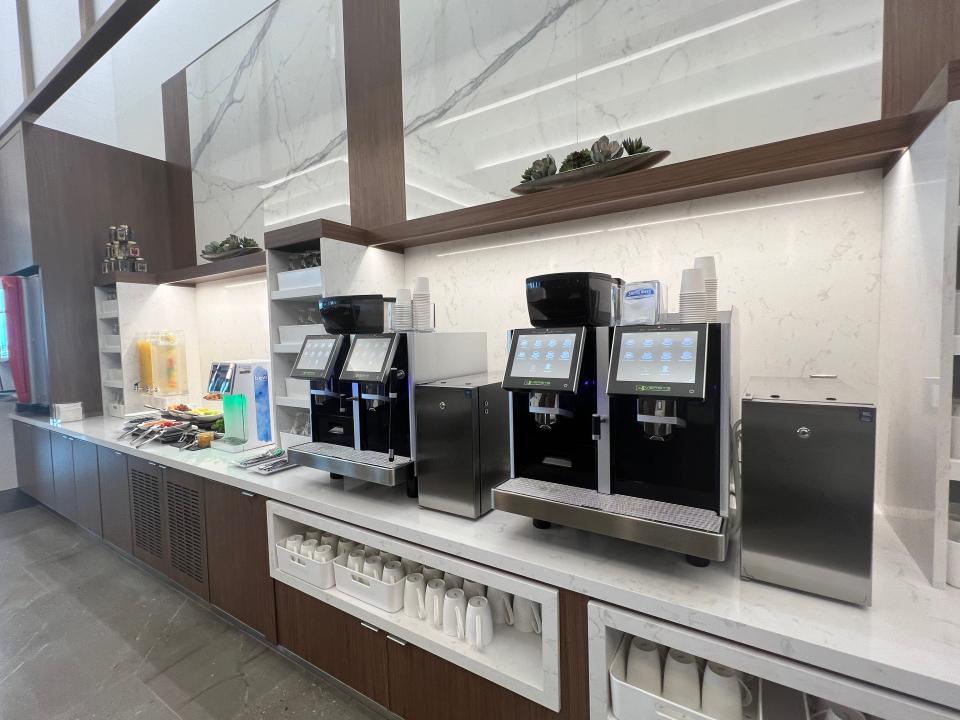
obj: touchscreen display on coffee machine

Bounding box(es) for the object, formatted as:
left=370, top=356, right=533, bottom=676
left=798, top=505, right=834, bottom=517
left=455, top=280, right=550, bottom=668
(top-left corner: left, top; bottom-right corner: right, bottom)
left=339, top=334, right=398, bottom=383
left=502, top=328, right=585, bottom=392
left=291, top=335, right=341, bottom=380
left=607, top=324, right=708, bottom=398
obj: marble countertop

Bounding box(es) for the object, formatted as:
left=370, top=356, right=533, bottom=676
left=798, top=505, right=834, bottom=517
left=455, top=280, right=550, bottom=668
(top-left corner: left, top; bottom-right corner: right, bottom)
left=13, top=414, right=960, bottom=710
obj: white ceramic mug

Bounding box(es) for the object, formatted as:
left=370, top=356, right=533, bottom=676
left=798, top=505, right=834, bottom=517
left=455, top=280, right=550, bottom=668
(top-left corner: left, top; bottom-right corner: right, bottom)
left=338, top=539, right=356, bottom=557
left=486, top=588, right=514, bottom=626
left=701, top=662, right=751, bottom=720
left=380, top=551, right=401, bottom=563
left=626, top=636, right=662, bottom=695
left=363, top=545, right=381, bottom=558
left=285, top=534, right=303, bottom=553
left=313, top=544, right=335, bottom=563
left=321, top=533, right=338, bottom=549
left=363, top=555, right=384, bottom=581
left=466, top=596, right=494, bottom=650
left=425, top=578, right=446, bottom=629
left=421, top=567, right=443, bottom=582
left=442, top=588, right=467, bottom=640
left=382, top=560, right=405, bottom=584
left=401, top=558, right=423, bottom=576
left=403, top=573, right=426, bottom=619
left=462, top=580, right=486, bottom=599
left=663, top=649, right=701, bottom=710
left=299, top=539, right=318, bottom=558
left=443, top=572, right=463, bottom=590
left=347, top=548, right=366, bottom=572
left=513, top=597, right=541, bottom=634
left=815, top=706, right=867, bottom=720
left=304, top=530, right=320, bottom=542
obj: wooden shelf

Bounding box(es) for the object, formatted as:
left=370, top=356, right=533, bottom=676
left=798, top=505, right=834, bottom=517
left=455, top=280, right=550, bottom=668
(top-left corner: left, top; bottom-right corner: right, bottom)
left=156, top=252, right=265, bottom=286
left=95, top=271, right=156, bottom=287
left=264, top=219, right=374, bottom=252
left=364, top=116, right=914, bottom=252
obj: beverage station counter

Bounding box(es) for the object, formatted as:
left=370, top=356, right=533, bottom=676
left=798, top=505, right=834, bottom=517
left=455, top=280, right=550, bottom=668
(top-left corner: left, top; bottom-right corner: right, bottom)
left=11, top=411, right=960, bottom=719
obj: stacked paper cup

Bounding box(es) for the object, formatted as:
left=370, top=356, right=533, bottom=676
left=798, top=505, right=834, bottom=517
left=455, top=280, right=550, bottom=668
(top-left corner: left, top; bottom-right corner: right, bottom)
left=679, top=268, right=708, bottom=323
left=394, top=288, right=413, bottom=330
left=412, top=276, right=433, bottom=331
left=694, top=256, right=718, bottom=321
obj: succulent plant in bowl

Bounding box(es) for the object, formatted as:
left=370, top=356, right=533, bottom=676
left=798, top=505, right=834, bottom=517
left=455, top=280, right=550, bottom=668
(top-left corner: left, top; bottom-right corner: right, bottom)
left=621, top=136, right=652, bottom=155
left=590, top=135, right=623, bottom=163
left=521, top=155, right=558, bottom=183
left=559, top=148, right=593, bottom=173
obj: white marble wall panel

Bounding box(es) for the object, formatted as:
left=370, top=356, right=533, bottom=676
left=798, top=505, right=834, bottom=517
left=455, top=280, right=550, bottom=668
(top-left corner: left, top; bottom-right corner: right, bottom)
left=400, top=0, right=882, bottom=218
left=319, top=240, right=406, bottom=298
left=403, top=171, right=882, bottom=407
left=878, top=103, right=960, bottom=587
left=187, top=0, right=349, bottom=257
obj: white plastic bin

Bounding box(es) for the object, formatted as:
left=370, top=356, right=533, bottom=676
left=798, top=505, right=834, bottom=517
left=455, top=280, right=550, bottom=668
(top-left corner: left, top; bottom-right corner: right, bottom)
left=277, top=267, right=323, bottom=291
left=275, top=544, right=336, bottom=589
left=333, top=555, right=405, bottom=613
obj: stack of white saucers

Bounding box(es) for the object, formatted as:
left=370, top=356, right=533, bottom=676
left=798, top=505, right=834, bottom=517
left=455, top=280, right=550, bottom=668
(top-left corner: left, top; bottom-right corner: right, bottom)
left=694, top=256, right=718, bottom=321
left=412, top=276, right=433, bottom=331
left=394, top=288, right=413, bottom=330
left=679, top=268, right=707, bottom=323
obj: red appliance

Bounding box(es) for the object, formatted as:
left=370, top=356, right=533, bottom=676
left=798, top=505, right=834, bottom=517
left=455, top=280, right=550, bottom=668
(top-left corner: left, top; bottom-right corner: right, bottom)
left=1, top=272, right=48, bottom=408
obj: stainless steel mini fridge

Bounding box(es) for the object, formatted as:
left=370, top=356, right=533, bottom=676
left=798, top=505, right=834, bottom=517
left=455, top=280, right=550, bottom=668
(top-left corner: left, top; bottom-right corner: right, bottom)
left=740, top=377, right=875, bottom=605
left=415, top=373, right=509, bottom=518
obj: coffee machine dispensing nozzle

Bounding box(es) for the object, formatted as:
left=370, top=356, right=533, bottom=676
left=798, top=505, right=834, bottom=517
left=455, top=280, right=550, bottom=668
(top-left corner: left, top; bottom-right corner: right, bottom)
left=637, top=398, right=686, bottom=441
left=528, top=391, right=574, bottom=430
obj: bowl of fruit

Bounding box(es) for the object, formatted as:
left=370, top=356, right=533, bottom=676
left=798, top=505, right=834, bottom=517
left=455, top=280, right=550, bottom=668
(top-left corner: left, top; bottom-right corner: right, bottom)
left=168, top=404, right=223, bottom=422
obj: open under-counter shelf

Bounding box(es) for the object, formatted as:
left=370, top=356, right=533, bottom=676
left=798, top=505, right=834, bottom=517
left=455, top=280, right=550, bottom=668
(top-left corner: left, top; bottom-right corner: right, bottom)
left=266, top=501, right=560, bottom=711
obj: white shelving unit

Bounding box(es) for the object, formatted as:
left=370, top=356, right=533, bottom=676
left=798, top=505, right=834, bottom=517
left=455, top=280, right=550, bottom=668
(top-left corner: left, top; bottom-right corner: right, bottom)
left=265, top=235, right=404, bottom=448
left=267, top=500, right=560, bottom=711
left=587, top=602, right=953, bottom=720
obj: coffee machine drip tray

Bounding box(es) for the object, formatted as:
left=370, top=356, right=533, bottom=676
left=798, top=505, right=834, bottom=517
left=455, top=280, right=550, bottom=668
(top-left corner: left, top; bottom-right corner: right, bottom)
left=287, top=442, right=414, bottom=487
left=493, top=478, right=727, bottom=561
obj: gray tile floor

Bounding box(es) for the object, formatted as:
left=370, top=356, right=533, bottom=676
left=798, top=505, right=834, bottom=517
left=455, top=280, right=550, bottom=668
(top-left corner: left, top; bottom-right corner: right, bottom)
left=0, top=505, right=385, bottom=720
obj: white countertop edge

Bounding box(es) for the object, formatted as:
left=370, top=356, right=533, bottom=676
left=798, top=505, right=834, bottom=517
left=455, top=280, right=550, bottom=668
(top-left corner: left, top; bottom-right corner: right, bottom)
left=12, top=413, right=960, bottom=710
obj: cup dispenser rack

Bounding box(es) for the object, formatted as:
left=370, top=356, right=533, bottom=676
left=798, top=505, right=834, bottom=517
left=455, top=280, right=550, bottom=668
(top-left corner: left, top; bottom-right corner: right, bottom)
left=266, top=500, right=560, bottom=711
left=588, top=601, right=955, bottom=720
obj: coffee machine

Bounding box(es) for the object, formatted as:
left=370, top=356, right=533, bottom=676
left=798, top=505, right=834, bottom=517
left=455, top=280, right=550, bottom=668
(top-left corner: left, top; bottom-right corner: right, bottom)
left=289, top=334, right=353, bottom=448
left=287, top=295, right=486, bottom=497
left=494, top=272, right=735, bottom=562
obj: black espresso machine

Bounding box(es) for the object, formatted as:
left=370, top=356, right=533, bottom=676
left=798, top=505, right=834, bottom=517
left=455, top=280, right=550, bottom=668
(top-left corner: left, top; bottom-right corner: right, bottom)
left=494, top=272, right=735, bottom=563
left=287, top=295, right=486, bottom=497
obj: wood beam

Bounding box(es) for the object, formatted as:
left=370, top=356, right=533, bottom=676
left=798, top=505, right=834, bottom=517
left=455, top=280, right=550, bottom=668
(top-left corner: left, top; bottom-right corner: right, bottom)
left=79, top=0, right=96, bottom=33
left=15, top=0, right=35, bottom=96
left=161, top=70, right=198, bottom=267
left=341, top=0, right=407, bottom=228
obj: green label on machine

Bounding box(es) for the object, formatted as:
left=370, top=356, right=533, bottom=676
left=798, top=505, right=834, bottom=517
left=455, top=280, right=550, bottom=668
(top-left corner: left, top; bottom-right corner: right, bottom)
left=523, top=379, right=552, bottom=387
left=635, top=383, right=671, bottom=393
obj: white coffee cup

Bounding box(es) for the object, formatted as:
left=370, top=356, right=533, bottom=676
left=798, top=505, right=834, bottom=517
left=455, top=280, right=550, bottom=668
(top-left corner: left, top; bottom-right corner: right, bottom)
left=338, top=540, right=356, bottom=557
left=380, top=551, right=401, bottom=563
left=694, top=256, right=717, bottom=280
left=396, top=288, right=412, bottom=302
left=382, top=560, right=405, bottom=584
left=401, top=558, right=423, bottom=576
left=285, top=535, right=303, bottom=553
left=486, top=588, right=514, bottom=625
left=462, top=580, right=486, bottom=599
left=443, top=588, right=467, bottom=640
left=299, top=539, right=318, bottom=558
left=347, top=548, right=366, bottom=572
left=421, top=567, right=443, bottom=582
left=466, top=596, right=494, bottom=650
left=701, top=662, right=751, bottom=719
left=403, top=573, right=426, bottom=619
left=425, top=578, right=446, bottom=628
left=663, top=649, right=701, bottom=709
left=321, top=533, right=338, bottom=549
left=626, top=636, right=662, bottom=695
left=513, top=597, right=541, bottom=634
left=304, top=530, right=320, bottom=542
left=313, top=544, right=335, bottom=563
left=680, top=268, right=706, bottom=294
left=443, top=572, right=464, bottom=590
left=363, top=555, right=384, bottom=581
left=413, top=276, right=430, bottom=293
left=820, top=705, right=867, bottom=720
left=363, top=545, right=380, bottom=558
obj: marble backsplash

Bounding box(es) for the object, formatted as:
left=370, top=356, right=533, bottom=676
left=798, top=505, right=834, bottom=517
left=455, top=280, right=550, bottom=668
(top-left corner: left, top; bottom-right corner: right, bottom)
left=402, top=171, right=883, bottom=405
left=400, top=0, right=882, bottom=218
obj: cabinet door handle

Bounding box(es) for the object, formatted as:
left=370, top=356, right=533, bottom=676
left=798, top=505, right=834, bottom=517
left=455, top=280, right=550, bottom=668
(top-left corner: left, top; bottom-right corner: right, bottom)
left=359, top=622, right=380, bottom=633
left=241, top=491, right=255, bottom=498
left=387, top=635, right=406, bottom=647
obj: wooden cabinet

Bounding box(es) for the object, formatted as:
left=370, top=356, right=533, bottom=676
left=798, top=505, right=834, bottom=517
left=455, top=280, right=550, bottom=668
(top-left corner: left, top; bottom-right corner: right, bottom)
left=97, top=445, right=132, bottom=553
left=275, top=584, right=390, bottom=707
left=13, top=421, right=37, bottom=499
left=72, top=439, right=101, bottom=536
left=51, top=433, right=78, bottom=521
left=128, top=457, right=209, bottom=600
left=205, top=481, right=277, bottom=642
left=31, top=425, right=55, bottom=508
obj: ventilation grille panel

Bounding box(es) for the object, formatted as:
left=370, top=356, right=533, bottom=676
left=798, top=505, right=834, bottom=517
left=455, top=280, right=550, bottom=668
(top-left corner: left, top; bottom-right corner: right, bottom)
left=166, top=479, right=205, bottom=584
left=130, top=467, right=163, bottom=559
